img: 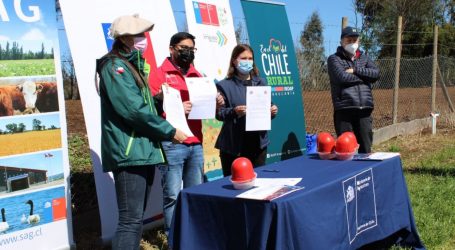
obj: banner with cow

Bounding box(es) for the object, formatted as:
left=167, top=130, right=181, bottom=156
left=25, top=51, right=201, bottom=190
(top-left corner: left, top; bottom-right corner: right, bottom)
left=59, top=0, right=179, bottom=242
left=0, top=0, right=73, bottom=249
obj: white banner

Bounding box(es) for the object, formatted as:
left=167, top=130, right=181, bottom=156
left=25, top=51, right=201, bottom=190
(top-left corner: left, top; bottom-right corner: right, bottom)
left=59, top=0, right=177, bottom=243
left=184, top=0, right=237, bottom=180
left=184, top=0, right=237, bottom=81
left=0, top=0, right=73, bottom=249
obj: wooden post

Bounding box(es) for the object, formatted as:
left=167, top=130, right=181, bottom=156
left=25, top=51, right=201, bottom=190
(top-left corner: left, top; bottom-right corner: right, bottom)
left=431, top=25, right=439, bottom=112
left=393, top=16, right=402, bottom=124
left=342, top=17, right=348, bottom=30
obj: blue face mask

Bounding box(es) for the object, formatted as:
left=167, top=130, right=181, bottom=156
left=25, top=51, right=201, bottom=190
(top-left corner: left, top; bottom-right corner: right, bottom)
left=236, top=60, right=254, bottom=75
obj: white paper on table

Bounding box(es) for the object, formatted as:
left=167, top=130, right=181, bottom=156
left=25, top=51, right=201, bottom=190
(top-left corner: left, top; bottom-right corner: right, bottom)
left=246, top=86, right=271, bottom=131
left=185, top=77, right=217, bottom=120
left=254, top=178, right=302, bottom=187
left=236, top=184, right=304, bottom=200
left=353, top=152, right=401, bottom=161
left=162, top=85, right=194, bottom=136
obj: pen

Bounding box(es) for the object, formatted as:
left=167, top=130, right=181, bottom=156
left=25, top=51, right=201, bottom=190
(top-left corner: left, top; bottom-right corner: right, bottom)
left=262, top=169, right=280, bottom=173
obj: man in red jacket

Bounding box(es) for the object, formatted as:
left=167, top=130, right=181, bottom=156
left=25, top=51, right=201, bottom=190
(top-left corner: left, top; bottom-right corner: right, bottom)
left=149, top=32, right=223, bottom=235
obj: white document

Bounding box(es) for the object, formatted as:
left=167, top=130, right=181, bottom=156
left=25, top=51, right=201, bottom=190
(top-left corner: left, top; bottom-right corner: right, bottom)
left=353, top=152, right=401, bottom=161
left=185, top=77, right=217, bottom=120
left=254, top=178, right=302, bottom=187
left=162, top=86, right=194, bottom=137
left=246, top=86, right=272, bottom=131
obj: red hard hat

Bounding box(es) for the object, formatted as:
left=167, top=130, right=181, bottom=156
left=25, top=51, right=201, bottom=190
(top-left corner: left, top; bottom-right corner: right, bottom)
left=341, top=131, right=358, bottom=145
left=335, top=133, right=358, bottom=153
left=231, top=157, right=255, bottom=182
left=317, top=132, right=336, bottom=153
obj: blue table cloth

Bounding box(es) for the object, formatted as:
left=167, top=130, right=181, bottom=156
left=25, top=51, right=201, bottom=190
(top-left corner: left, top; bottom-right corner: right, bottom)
left=170, top=156, right=425, bottom=250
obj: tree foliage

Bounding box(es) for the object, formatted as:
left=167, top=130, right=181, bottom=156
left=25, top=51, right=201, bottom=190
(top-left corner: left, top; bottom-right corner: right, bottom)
left=355, top=0, right=455, bottom=58
left=297, top=11, right=327, bottom=90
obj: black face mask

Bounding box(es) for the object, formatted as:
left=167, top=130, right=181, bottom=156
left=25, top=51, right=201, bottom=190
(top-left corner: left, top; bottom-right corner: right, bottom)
left=175, top=49, right=195, bottom=68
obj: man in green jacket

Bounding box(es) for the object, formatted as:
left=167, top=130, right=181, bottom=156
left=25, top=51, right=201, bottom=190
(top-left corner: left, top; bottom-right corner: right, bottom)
left=96, top=14, right=187, bottom=250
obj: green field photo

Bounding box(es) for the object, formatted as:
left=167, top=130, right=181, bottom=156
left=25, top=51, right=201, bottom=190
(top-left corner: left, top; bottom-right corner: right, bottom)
left=0, top=59, right=55, bottom=77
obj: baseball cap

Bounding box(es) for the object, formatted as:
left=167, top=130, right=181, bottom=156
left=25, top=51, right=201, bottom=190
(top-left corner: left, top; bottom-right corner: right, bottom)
left=341, top=26, right=360, bottom=39
left=109, top=14, right=154, bottom=39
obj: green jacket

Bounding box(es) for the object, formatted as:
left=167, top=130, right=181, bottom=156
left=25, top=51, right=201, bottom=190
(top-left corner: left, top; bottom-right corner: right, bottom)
left=97, top=51, right=176, bottom=172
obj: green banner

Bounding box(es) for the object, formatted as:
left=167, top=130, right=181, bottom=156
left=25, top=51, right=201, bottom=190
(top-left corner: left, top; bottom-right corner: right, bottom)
left=241, top=0, right=307, bottom=163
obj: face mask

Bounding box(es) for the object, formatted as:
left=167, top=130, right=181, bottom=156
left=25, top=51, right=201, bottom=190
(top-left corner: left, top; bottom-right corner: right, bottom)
left=133, top=36, right=147, bottom=52
left=236, top=60, right=254, bottom=75
left=343, top=43, right=359, bottom=55
left=175, top=49, right=195, bottom=67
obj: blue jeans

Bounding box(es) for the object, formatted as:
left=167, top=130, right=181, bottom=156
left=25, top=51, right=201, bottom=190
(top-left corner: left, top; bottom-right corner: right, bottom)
left=159, top=142, right=204, bottom=234
left=112, top=165, right=155, bottom=250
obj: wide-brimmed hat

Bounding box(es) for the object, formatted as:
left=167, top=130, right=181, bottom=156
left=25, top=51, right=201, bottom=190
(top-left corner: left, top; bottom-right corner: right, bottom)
left=341, top=26, right=360, bottom=39
left=109, top=14, right=154, bottom=39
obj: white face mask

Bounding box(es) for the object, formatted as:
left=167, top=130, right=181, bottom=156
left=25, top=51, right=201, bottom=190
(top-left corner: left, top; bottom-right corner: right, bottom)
left=343, top=43, right=359, bottom=55
left=133, top=36, right=148, bottom=52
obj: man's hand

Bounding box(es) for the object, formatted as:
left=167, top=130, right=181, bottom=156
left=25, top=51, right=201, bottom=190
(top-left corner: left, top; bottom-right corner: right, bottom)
left=154, top=83, right=170, bottom=100
left=234, top=105, right=247, bottom=117
left=183, top=101, right=192, bottom=114
left=271, top=104, right=278, bottom=116
left=172, top=128, right=188, bottom=144
left=345, top=68, right=354, bottom=74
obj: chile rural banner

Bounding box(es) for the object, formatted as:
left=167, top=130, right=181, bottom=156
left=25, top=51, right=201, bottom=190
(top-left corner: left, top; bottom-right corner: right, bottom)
left=184, top=0, right=237, bottom=180
left=0, top=0, right=73, bottom=249
left=241, top=0, right=307, bottom=162
left=59, top=0, right=178, bottom=243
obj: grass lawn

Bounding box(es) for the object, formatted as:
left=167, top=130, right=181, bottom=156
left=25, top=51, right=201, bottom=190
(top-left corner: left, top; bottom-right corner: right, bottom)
left=0, top=59, right=55, bottom=77
left=69, top=128, right=455, bottom=249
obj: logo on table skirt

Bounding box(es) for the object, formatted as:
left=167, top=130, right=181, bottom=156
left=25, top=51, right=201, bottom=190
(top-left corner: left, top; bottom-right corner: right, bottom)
left=346, top=185, right=355, bottom=202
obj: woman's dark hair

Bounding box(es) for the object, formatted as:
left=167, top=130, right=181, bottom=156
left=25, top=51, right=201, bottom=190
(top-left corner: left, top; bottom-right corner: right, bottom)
left=226, top=44, right=259, bottom=79
left=110, top=37, right=130, bottom=55
left=170, top=32, right=196, bottom=47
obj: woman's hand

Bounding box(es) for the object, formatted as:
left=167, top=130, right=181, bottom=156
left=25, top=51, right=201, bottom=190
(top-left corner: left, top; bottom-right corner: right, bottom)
left=216, top=92, right=225, bottom=109
left=271, top=104, right=278, bottom=116
left=234, top=105, right=247, bottom=117
left=172, top=128, right=188, bottom=143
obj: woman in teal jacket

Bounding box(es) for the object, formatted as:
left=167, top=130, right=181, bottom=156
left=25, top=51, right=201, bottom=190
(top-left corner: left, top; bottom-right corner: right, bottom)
left=96, top=15, right=187, bottom=250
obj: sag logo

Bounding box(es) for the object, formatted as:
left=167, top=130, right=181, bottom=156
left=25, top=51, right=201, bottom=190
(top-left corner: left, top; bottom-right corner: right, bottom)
left=101, top=23, right=114, bottom=51
left=346, top=185, right=355, bottom=202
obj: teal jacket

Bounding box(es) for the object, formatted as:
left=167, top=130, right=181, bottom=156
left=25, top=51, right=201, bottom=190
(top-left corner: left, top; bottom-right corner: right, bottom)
left=97, top=51, right=176, bottom=172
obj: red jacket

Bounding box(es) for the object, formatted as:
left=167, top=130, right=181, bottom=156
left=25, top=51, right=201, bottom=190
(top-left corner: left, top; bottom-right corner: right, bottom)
left=149, top=57, right=203, bottom=144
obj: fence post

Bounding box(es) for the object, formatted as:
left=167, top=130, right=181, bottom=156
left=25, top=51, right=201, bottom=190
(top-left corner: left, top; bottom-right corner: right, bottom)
left=342, top=17, right=348, bottom=30
left=393, top=16, right=402, bottom=124
left=431, top=25, right=439, bottom=112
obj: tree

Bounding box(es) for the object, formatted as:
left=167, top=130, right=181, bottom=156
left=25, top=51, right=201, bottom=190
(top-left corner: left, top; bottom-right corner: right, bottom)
left=33, top=119, right=42, bottom=131
left=297, top=11, right=327, bottom=90
left=354, top=0, right=455, bottom=58
left=5, top=123, right=18, bottom=133
left=18, top=123, right=26, bottom=132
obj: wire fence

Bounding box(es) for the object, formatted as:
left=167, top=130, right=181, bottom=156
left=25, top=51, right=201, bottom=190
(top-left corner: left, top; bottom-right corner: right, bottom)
left=300, top=55, right=455, bottom=134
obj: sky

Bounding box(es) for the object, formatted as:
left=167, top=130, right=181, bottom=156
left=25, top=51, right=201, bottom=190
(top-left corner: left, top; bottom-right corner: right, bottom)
left=170, top=0, right=360, bottom=55
left=0, top=0, right=56, bottom=52
left=0, top=112, right=61, bottom=131
left=0, top=149, right=63, bottom=176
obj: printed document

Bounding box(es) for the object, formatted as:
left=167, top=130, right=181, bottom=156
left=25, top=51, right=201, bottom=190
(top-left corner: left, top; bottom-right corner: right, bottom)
left=186, top=77, right=217, bottom=119
left=245, top=86, right=271, bottom=131
left=162, top=85, right=194, bottom=136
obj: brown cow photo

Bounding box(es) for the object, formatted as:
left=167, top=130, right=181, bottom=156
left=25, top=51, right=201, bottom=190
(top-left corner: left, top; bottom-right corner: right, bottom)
left=0, top=81, right=59, bottom=117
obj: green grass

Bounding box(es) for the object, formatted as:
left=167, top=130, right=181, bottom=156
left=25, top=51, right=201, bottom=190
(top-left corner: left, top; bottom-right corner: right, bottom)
left=68, top=134, right=92, bottom=173
left=0, top=59, right=55, bottom=76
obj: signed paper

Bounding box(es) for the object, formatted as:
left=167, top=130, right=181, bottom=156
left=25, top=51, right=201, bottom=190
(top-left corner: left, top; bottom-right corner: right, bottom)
left=186, top=77, right=217, bottom=119
left=162, top=85, right=194, bottom=136
left=245, top=86, right=271, bottom=131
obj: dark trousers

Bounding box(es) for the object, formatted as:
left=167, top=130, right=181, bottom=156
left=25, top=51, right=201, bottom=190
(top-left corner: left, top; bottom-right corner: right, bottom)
left=220, top=148, right=267, bottom=177
left=334, top=109, right=373, bottom=153
left=112, top=165, right=155, bottom=250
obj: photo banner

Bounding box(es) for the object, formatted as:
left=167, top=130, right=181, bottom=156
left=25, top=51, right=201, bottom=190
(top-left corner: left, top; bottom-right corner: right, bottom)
left=184, top=0, right=237, bottom=180
left=59, top=0, right=178, bottom=242
left=0, top=0, right=73, bottom=249
left=241, top=0, right=307, bottom=163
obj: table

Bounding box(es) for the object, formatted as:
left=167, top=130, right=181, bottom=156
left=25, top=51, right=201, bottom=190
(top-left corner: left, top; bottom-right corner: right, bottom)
left=170, top=156, right=425, bottom=250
